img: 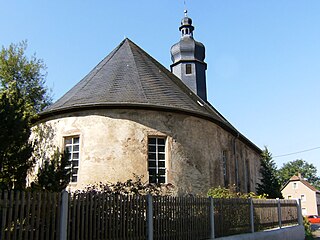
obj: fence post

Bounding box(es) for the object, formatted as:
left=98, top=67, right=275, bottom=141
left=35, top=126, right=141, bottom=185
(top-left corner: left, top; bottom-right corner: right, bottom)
left=146, top=194, right=153, bottom=240
left=59, top=190, right=68, bottom=240
left=297, top=198, right=303, bottom=225
left=209, top=197, right=215, bottom=239
left=277, top=198, right=282, bottom=228
left=249, top=198, right=255, bottom=233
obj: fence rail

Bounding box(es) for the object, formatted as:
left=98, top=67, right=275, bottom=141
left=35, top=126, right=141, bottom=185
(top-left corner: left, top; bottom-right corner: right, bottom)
left=0, top=190, right=302, bottom=240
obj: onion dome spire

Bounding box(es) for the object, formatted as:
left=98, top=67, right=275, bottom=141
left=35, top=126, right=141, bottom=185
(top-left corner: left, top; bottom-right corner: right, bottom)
left=180, top=10, right=194, bottom=38
left=170, top=11, right=207, bottom=101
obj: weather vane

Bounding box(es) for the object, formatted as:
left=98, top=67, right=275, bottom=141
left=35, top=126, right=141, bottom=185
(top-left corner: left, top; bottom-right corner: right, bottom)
left=184, top=0, right=188, bottom=16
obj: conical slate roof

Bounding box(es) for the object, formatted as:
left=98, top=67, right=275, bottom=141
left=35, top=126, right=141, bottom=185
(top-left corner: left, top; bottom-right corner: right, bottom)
left=42, top=40, right=224, bottom=124
left=40, top=39, right=260, bottom=152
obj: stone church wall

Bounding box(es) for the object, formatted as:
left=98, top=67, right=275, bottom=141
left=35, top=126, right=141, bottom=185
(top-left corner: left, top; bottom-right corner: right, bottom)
left=35, top=109, right=261, bottom=195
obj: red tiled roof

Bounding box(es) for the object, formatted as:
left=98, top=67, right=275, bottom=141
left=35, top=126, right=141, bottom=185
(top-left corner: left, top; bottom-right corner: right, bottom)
left=287, top=175, right=319, bottom=192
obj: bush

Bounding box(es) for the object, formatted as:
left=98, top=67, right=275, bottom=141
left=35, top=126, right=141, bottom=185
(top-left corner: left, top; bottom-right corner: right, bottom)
left=304, top=216, right=313, bottom=240
left=207, top=185, right=267, bottom=199
left=77, top=174, right=175, bottom=196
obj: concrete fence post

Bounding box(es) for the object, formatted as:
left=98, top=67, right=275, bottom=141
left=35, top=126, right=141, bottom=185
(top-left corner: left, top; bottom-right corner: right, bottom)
left=249, top=198, right=255, bottom=233
left=209, top=197, right=215, bottom=239
left=146, top=194, right=153, bottom=240
left=297, top=198, right=303, bottom=225
left=59, top=190, right=68, bottom=240
left=277, top=198, right=282, bottom=228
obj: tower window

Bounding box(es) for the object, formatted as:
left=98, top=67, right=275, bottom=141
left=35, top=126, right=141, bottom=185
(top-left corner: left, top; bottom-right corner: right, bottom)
left=186, top=64, right=192, bottom=74
left=148, top=137, right=166, bottom=184
left=64, top=136, right=80, bottom=183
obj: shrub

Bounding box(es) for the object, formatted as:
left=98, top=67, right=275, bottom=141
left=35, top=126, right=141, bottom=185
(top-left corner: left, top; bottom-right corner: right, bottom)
left=303, top=216, right=313, bottom=240
left=77, top=174, right=175, bottom=196
left=207, top=185, right=267, bottom=199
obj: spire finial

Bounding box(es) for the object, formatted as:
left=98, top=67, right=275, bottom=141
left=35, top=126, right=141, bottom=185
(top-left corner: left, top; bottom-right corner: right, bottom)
left=184, top=9, right=188, bottom=17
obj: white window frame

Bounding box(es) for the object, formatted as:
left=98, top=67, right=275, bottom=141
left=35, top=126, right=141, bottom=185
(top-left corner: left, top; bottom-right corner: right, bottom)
left=64, top=136, right=80, bottom=183
left=148, top=137, right=166, bottom=184
left=301, top=194, right=306, bottom=202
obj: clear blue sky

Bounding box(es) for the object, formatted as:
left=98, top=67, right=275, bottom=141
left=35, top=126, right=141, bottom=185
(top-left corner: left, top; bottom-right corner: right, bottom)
left=1, top=1, right=320, bottom=174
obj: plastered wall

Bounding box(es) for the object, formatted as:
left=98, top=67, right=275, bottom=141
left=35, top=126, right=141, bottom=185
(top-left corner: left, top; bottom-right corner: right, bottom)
left=33, top=109, right=261, bottom=195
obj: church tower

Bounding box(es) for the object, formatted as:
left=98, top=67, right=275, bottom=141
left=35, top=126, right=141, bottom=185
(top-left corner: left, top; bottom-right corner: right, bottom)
left=170, top=10, right=207, bottom=101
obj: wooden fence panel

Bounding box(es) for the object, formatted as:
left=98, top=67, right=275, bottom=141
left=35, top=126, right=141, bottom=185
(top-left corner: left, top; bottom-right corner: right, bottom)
left=280, top=199, right=298, bottom=226
left=67, top=193, right=147, bottom=240
left=253, top=199, right=279, bottom=231
left=213, top=198, right=251, bottom=238
left=153, top=196, right=211, bottom=240
left=0, top=191, right=61, bottom=240
left=1, top=190, right=300, bottom=240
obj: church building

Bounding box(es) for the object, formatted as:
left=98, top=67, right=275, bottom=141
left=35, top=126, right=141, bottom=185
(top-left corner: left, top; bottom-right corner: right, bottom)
left=35, top=12, right=262, bottom=195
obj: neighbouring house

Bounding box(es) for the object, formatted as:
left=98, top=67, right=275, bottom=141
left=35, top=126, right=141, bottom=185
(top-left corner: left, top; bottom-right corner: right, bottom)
left=282, top=173, right=320, bottom=216
left=32, top=12, right=262, bottom=195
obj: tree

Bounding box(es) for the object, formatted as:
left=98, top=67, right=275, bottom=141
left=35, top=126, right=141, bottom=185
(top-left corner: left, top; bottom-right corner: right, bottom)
left=0, top=41, right=51, bottom=118
left=32, top=149, right=71, bottom=192
left=278, top=159, right=320, bottom=189
left=256, top=147, right=283, bottom=199
left=0, top=89, right=33, bottom=190
left=0, top=41, right=51, bottom=189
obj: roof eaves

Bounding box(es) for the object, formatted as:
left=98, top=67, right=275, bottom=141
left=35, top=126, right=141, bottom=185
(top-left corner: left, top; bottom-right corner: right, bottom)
left=37, top=103, right=233, bottom=131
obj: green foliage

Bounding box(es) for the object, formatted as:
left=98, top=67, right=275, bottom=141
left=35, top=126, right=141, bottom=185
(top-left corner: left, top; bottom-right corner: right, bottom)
left=256, top=147, right=283, bottom=199
left=207, top=185, right=267, bottom=199
left=79, top=174, right=175, bottom=196
left=278, top=159, right=320, bottom=189
left=31, top=149, right=71, bottom=192
left=303, top=216, right=313, bottom=240
left=0, top=41, right=51, bottom=190
left=0, top=41, right=51, bottom=117
left=0, top=90, right=33, bottom=190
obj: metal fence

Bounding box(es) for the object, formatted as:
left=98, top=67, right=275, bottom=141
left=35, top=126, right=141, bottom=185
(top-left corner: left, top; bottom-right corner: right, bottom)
left=0, top=190, right=302, bottom=240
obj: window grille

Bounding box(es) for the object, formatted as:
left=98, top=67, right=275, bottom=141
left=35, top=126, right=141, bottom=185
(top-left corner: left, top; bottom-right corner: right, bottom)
left=148, top=137, right=166, bottom=184
left=64, top=136, right=80, bottom=183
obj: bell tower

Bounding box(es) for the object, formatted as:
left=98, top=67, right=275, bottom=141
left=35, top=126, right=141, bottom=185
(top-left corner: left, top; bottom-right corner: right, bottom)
left=170, top=10, right=207, bottom=101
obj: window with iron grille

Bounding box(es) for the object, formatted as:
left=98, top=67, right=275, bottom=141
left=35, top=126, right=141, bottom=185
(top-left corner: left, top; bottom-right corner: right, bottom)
left=64, top=136, right=80, bottom=183
left=148, top=137, right=166, bottom=184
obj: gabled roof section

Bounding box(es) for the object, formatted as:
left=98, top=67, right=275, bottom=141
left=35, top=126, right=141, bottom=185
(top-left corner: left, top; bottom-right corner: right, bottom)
left=40, top=38, right=261, bottom=153
left=282, top=175, right=319, bottom=192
